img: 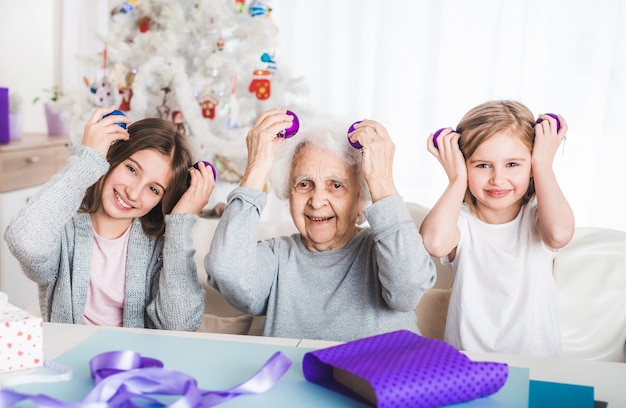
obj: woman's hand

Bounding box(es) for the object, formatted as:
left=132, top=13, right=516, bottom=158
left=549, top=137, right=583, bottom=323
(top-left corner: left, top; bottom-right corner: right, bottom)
left=171, top=162, right=215, bottom=215
left=349, top=119, right=398, bottom=202
left=81, top=107, right=131, bottom=158
left=240, top=108, right=293, bottom=190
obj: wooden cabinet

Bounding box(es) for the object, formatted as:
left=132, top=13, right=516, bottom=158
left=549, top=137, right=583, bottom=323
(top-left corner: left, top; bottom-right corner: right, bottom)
left=0, top=133, right=70, bottom=309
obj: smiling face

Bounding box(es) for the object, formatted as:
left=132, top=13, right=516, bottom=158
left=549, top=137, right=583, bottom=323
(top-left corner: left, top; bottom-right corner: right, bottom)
left=466, top=130, right=532, bottom=224
left=289, top=144, right=364, bottom=252
left=95, top=149, right=173, bottom=236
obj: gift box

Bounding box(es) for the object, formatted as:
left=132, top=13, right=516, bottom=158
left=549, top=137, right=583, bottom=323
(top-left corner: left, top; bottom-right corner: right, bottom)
left=303, top=330, right=509, bottom=408
left=0, top=292, right=43, bottom=372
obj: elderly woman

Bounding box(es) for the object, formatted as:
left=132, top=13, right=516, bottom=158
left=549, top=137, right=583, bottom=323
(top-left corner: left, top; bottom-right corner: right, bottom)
left=205, top=109, right=435, bottom=342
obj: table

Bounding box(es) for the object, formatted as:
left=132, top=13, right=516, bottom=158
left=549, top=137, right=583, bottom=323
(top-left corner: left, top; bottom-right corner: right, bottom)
left=2, top=323, right=625, bottom=406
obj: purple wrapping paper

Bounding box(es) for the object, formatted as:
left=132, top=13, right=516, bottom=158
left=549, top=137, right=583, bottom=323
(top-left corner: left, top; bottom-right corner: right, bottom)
left=0, top=88, right=10, bottom=144
left=303, top=330, right=508, bottom=408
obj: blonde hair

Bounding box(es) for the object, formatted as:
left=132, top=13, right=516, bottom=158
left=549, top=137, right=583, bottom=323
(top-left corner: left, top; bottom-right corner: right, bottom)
left=456, top=100, right=536, bottom=214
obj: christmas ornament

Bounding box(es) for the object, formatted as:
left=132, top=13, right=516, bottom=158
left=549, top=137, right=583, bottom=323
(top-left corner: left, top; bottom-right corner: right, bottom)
left=260, top=52, right=276, bottom=74
left=347, top=121, right=363, bottom=149
left=432, top=128, right=450, bottom=149
left=93, top=77, right=116, bottom=107
left=235, top=0, right=245, bottom=13
left=91, top=45, right=115, bottom=107
left=216, top=35, right=225, bottom=51
left=536, top=113, right=561, bottom=132
left=278, top=110, right=299, bottom=138
left=193, top=160, right=218, bottom=181
left=138, top=16, right=151, bottom=33
left=249, top=1, right=271, bottom=17
left=118, top=69, right=136, bottom=112
left=199, top=95, right=219, bottom=119
left=102, top=109, right=127, bottom=129
left=248, top=69, right=271, bottom=100
left=111, top=1, right=136, bottom=15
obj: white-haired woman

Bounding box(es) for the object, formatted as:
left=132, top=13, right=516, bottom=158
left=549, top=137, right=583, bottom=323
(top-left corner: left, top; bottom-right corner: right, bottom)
left=205, top=108, right=435, bottom=342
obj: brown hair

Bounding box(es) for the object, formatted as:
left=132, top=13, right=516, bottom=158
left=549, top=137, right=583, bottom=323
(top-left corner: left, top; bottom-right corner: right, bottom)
left=456, top=100, right=536, bottom=214
left=80, top=118, right=194, bottom=237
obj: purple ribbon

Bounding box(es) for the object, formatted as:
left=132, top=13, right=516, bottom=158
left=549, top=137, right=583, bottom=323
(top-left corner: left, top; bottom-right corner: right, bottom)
left=0, top=350, right=292, bottom=407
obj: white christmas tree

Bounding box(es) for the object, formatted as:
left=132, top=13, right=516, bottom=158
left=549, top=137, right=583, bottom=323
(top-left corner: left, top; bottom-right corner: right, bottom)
left=58, top=0, right=308, bottom=185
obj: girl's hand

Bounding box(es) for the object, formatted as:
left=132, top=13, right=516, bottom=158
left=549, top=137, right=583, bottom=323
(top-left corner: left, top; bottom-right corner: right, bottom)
left=532, top=113, right=568, bottom=166
left=82, top=107, right=131, bottom=158
left=349, top=120, right=398, bottom=201
left=240, top=108, right=293, bottom=190
left=171, top=162, right=215, bottom=215
left=427, top=128, right=468, bottom=186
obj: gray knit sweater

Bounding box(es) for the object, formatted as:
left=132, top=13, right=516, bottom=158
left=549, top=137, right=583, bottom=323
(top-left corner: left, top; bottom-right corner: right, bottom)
left=3, top=146, right=205, bottom=330
left=205, top=187, right=436, bottom=342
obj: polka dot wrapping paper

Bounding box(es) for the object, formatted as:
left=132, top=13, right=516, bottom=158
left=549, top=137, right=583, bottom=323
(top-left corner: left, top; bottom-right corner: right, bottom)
left=302, top=330, right=508, bottom=408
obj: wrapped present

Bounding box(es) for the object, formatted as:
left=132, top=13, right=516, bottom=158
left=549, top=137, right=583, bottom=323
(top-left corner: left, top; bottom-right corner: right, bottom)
left=0, top=292, right=43, bottom=372
left=303, top=330, right=509, bottom=408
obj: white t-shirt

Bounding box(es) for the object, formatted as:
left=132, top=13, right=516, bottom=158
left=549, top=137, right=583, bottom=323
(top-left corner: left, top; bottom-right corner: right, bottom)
left=443, top=199, right=561, bottom=357
left=83, top=226, right=130, bottom=326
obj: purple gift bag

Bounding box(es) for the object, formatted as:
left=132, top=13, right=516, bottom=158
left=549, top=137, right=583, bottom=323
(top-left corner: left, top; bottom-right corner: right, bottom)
left=303, top=330, right=508, bottom=408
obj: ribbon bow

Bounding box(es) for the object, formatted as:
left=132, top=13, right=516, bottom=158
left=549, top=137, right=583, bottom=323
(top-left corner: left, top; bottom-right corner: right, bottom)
left=0, top=350, right=292, bottom=407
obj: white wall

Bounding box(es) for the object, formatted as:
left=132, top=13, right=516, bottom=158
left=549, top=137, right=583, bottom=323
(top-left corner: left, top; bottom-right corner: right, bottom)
left=0, top=1, right=58, bottom=133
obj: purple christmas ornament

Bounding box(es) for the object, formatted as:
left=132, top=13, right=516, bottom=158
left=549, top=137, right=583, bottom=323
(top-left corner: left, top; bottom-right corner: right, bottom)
left=193, top=160, right=218, bottom=181
left=536, top=113, right=561, bottom=132
left=278, top=110, right=299, bottom=138
left=347, top=121, right=363, bottom=149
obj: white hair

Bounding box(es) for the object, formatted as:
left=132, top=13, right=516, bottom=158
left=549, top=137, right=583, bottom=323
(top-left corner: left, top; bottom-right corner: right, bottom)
left=268, top=114, right=371, bottom=206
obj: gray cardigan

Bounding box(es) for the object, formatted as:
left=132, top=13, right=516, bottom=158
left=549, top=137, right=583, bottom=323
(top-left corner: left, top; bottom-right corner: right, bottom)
left=4, top=146, right=204, bottom=330
left=205, top=187, right=436, bottom=342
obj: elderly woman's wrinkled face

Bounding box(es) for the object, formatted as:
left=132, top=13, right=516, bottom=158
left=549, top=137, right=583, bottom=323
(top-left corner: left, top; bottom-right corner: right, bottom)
left=289, top=144, right=363, bottom=252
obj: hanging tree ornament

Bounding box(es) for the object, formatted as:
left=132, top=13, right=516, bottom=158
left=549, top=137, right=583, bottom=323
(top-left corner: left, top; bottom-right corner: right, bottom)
left=118, top=68, right=136, bottom=112
left=199, top=93, right=219, bottom=119
left=235, top=0, right=245, bottom=13
left=92, top=45, right=116, bottom=107
left=260, top=52, right=276, bottom=74
left=248, top=0, right=271, bottom=17
left=248, top=69, right=271, bottom=100
left=138, top=16, right=151, bottom=33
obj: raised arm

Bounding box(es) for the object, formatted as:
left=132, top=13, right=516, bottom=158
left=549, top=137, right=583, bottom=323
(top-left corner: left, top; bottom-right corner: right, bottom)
left=532, top=114, right=575, bottom=249
left=348, top=119, right=398, bottom=202
left=419, top=129, right=466, bottom=258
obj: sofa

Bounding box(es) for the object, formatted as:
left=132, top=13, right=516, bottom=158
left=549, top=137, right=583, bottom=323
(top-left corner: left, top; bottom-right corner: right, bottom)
left=194, top=202, right=626, bottom=363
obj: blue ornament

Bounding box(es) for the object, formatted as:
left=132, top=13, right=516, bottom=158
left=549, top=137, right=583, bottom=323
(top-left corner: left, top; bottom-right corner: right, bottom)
left=248, top=1, right=270, bottom=17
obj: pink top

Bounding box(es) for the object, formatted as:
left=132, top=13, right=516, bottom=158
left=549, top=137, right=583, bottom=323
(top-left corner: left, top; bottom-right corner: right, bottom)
left=83, top=226, right=131, bottom=326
